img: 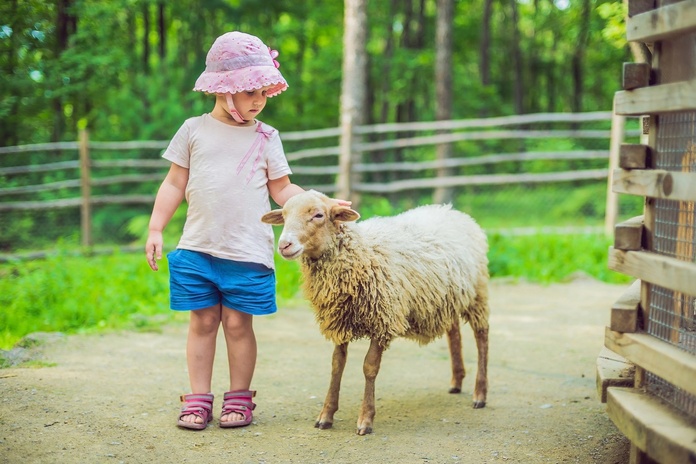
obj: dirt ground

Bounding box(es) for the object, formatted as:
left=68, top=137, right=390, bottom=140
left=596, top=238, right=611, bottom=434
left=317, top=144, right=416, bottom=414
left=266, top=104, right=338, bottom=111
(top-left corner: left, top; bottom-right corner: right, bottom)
left=0, top=278, right=631, bottom=464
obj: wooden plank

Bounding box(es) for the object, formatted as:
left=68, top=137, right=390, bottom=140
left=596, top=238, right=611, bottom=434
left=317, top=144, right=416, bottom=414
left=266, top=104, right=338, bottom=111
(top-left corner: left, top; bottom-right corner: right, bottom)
left=622, top=62, right=651, bottom=90
left=619, top=144, right=650, bottom=169
left=79, top=129, right=92, bottom=248
left=0, top=198, right=82, bottom=211
left=628, top=0, right=655, bottom=17
left=596, top=347, right=634, bottom=403
left=604, top=327, right=696, bottom=396
left=0, top=141, right=79, bottom=155
left=611, top=279, right=642, bottom=333
left=626, top=0, right=696, bottom=43
left=606, top=387, right=696, bottom=463
left=606, top=110, right=625, bottom=235
left=608, top=247, right=696, bottom=296
left=354, top=169, right=608, bottom=194
left=0, top=160, right=80, bottom=175
left=615, top=79, right=696, bottom=115
left=354, top=130, right=612, bottom=154
left=353, top=111, right=613, bottom=135
left=614, top=216, right=644, bottom=251
left=612, top=169, right=696, bottom=202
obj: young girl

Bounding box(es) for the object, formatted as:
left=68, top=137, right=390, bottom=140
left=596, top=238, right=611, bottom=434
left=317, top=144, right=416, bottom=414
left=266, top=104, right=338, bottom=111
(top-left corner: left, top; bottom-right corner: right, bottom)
left=146, top=31, right=324, bottom=430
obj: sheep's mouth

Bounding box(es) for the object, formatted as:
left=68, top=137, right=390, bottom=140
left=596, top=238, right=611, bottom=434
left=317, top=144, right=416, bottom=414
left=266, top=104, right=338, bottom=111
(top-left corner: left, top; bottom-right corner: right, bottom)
left=280, top=248, right=302, bottom=260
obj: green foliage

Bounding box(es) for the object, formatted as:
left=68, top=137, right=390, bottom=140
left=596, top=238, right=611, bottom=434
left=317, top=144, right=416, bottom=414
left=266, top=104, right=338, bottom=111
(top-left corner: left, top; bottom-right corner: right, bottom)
left=455, top=183, right=643, bottom=230
left=488, top=232, right=631, bottom=284
left=0, top=251, right=177, bottom=350
left=0, top=0, right=631, bottom=145
left=0, top=230, right=630, bottom=351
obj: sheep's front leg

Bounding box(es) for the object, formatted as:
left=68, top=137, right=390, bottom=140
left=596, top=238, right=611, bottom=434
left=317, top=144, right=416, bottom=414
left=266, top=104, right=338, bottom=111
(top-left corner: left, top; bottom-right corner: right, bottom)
left=357, top=338, right=384, bottom=435
left=316, top=342, right=348, bottom=429
left=446, top=319, right=465, bottom=393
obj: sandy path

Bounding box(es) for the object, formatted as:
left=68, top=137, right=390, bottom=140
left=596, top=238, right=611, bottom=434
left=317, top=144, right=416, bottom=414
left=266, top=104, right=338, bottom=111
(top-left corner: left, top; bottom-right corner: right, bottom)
left=0, top=279, right=630, bottom=463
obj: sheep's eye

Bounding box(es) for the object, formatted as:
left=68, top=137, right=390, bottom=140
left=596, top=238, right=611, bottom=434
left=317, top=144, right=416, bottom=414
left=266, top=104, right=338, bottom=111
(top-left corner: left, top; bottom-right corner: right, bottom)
left=312, top=213, right=324, bottom=220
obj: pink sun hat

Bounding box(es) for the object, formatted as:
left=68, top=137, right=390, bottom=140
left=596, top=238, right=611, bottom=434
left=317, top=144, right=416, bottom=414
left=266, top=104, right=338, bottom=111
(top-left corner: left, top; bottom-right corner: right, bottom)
left=193, top=31, right=288, bottom=97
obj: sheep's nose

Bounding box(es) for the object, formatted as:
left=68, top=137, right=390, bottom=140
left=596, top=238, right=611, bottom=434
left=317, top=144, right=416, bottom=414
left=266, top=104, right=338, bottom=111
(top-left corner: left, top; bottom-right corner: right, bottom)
left=278, top=239, right=292, bottom=251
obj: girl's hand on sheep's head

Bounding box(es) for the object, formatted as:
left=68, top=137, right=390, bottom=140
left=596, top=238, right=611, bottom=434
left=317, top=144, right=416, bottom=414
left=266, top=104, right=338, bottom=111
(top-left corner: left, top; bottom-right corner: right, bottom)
left=333, top=198, right=352, bottom=207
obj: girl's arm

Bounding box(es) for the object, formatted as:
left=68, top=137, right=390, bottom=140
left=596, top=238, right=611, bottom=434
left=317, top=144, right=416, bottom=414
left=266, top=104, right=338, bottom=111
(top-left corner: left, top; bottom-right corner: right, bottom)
left=267, top=175, right=304, bottom=207
left=146, top=163, right=189, bottom=271
left=267, top=175, right=352, bottom=208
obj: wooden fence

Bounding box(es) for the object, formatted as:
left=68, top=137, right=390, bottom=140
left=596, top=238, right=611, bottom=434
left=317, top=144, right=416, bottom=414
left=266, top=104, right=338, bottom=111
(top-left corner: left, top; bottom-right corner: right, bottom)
left=0, top=111, right=638, bottom=254
left=595, top=0, right=696, bottom=462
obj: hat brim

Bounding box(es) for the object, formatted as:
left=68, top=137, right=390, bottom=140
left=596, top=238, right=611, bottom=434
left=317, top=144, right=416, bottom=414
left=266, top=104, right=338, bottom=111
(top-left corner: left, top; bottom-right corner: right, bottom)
left=193, top=65, right=288, bottom=97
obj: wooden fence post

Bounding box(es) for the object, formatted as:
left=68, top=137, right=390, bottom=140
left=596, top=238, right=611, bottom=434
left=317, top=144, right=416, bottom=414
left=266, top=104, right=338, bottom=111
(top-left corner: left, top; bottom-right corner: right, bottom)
left=605, top=106, right=626, bottom=235
left=79, top=128, right=92, bottom=248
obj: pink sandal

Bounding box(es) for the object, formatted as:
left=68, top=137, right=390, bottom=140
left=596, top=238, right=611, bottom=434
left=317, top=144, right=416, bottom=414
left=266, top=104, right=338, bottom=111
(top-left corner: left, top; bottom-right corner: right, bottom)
left=177, top=393, right=214, bottom=430
left=220, top=390, right=256, bottom=428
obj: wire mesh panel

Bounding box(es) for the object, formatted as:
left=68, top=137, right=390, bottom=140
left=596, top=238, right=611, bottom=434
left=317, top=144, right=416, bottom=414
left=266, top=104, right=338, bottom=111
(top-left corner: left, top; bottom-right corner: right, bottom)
left=645, top=370, right=696, bottom=420
left=648, top=109, right=696, bottom=420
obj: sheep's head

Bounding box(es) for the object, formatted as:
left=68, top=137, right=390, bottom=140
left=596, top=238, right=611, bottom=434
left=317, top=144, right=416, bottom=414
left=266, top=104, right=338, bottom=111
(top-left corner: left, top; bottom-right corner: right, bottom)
left=261, top=190, right=360, bottom=260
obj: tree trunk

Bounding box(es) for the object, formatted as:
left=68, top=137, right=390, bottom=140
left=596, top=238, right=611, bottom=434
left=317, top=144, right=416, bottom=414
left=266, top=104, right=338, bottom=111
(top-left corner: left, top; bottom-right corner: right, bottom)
left=337, top=0, right=368, bottom=207
left=572, top=0, right=591, bottom=112
left=434, top=0, right=454, bottom=204
left=142, top=3, right=150, bottom=74
left=158, top=3, right=166, bottom=60
left=509, top=0, right=524, bottom=114
left=479, top=0, right=493, bottom=89
left=53, top=0, right=75, bottom=142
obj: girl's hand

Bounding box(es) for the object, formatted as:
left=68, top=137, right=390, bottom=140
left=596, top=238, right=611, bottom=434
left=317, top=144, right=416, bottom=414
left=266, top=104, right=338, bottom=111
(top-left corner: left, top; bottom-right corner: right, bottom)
left=145, top=231, right=163, bottom=271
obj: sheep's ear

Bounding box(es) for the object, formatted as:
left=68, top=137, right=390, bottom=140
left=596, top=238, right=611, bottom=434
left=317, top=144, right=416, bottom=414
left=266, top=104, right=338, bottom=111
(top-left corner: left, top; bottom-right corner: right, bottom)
left=330, top=205, right=360, bottom=223
left=261, top=209, right=285, bottom=225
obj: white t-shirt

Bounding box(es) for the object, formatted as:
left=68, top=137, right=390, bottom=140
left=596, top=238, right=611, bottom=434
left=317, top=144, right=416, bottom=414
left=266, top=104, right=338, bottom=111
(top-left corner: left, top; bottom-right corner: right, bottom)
left=162, top=113, right=292, bottom=269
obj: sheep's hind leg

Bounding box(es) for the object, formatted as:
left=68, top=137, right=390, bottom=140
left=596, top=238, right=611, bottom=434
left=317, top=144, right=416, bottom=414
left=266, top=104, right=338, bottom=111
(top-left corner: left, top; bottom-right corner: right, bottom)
left=471, top=325, right=488, bottom=409
left=446, top=319, right=465, bottom=393
left=356, top=339, right=384, bottom=435
left=316, top=342, right=348, bottom=430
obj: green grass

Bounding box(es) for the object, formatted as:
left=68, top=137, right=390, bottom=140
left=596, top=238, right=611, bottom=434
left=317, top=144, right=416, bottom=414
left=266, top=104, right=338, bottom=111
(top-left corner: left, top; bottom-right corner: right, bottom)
left=487, top=233, right=630, bottom=284
left=0, top=233, right=630, bottom=351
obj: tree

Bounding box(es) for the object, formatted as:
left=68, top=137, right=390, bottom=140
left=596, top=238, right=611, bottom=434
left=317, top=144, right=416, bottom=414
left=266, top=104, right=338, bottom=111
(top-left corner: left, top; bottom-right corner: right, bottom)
left=337, top=0, right=368, bottom=206
left=433, top=0, right=454, bottom=204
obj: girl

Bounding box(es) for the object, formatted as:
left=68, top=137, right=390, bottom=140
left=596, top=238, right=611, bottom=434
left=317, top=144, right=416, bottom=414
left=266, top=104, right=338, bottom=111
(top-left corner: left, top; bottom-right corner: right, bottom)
left=146, top=31, right=330, bottom=430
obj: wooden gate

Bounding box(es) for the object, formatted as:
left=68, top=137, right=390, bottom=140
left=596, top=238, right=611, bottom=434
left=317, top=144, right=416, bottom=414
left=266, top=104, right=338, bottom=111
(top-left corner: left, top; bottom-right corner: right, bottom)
left=596, top=1, right=696, bottom=462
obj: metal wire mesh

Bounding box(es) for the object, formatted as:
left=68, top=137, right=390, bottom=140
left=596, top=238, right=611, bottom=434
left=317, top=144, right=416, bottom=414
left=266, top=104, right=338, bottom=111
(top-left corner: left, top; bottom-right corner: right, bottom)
left=647, top=110, right=696, bottom=420
left=645, top=371, right=696, bottom=419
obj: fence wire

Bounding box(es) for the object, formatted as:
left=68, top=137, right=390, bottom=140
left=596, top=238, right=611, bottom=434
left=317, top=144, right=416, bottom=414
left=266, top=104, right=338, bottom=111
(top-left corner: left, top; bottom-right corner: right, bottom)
left=647, top=110, right=696, bottom=421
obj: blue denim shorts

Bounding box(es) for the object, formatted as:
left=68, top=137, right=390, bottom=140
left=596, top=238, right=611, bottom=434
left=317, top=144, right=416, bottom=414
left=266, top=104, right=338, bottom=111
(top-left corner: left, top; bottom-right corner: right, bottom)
left=166, top=249, right=277, bottom=315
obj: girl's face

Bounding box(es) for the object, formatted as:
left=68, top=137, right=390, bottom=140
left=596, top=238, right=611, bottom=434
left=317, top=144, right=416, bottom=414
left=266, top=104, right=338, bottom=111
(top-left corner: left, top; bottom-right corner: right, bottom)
left=212, top=86, right=271, bottom=126
left=231, top=87, right=269, bottom=119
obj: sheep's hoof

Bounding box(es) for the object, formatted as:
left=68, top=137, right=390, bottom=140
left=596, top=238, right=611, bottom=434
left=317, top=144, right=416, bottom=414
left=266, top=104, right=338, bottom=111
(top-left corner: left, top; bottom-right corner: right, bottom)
left=448, top=387, right=461, bottom=394
left=472, top=400, right=486, bottom=409
left=315, top=420, right=333, bottom=430
left=356, top=426, right=373, bottom=435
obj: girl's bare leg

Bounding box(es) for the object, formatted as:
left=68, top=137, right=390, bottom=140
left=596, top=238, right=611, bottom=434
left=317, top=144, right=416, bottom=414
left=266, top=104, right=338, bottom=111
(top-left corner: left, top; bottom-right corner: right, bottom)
left=181, top=305, right=222, bottom=425
left=221, top=307, right=257, bottom=422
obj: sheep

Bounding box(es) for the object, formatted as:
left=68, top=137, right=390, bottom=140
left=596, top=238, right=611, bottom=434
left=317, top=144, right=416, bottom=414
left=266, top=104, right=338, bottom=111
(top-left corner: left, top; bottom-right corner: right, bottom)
left=261, top=190, right=489, bottom=435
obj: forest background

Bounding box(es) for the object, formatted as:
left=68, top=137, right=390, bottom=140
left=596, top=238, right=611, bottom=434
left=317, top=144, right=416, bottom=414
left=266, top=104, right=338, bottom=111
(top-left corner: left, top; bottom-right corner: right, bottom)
left=1, top=0, right=637, bottom=244
left=2, top=0, right=631, bottom=145
left=0, top=0, right=640, bottom=348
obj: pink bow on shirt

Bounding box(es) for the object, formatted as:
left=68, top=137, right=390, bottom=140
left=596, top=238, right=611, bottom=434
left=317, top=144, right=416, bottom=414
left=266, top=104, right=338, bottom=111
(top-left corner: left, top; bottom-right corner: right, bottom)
left=236, top=123, right=277, bottom=184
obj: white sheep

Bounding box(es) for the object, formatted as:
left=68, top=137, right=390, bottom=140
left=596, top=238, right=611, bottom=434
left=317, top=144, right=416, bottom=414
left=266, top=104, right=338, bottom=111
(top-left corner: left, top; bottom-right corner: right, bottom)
left=261, top=190, right=489, bottom=435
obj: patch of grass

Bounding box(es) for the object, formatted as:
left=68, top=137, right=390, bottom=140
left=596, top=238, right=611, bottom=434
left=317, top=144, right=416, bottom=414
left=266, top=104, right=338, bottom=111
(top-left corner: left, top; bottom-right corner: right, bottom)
left=14, top=360, right=58, bottom=369
left=0, top=251, right=178, bottom=350
left=0, top=231, right=630, bottom=351
left=488, top=232, right=631, bottom=284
